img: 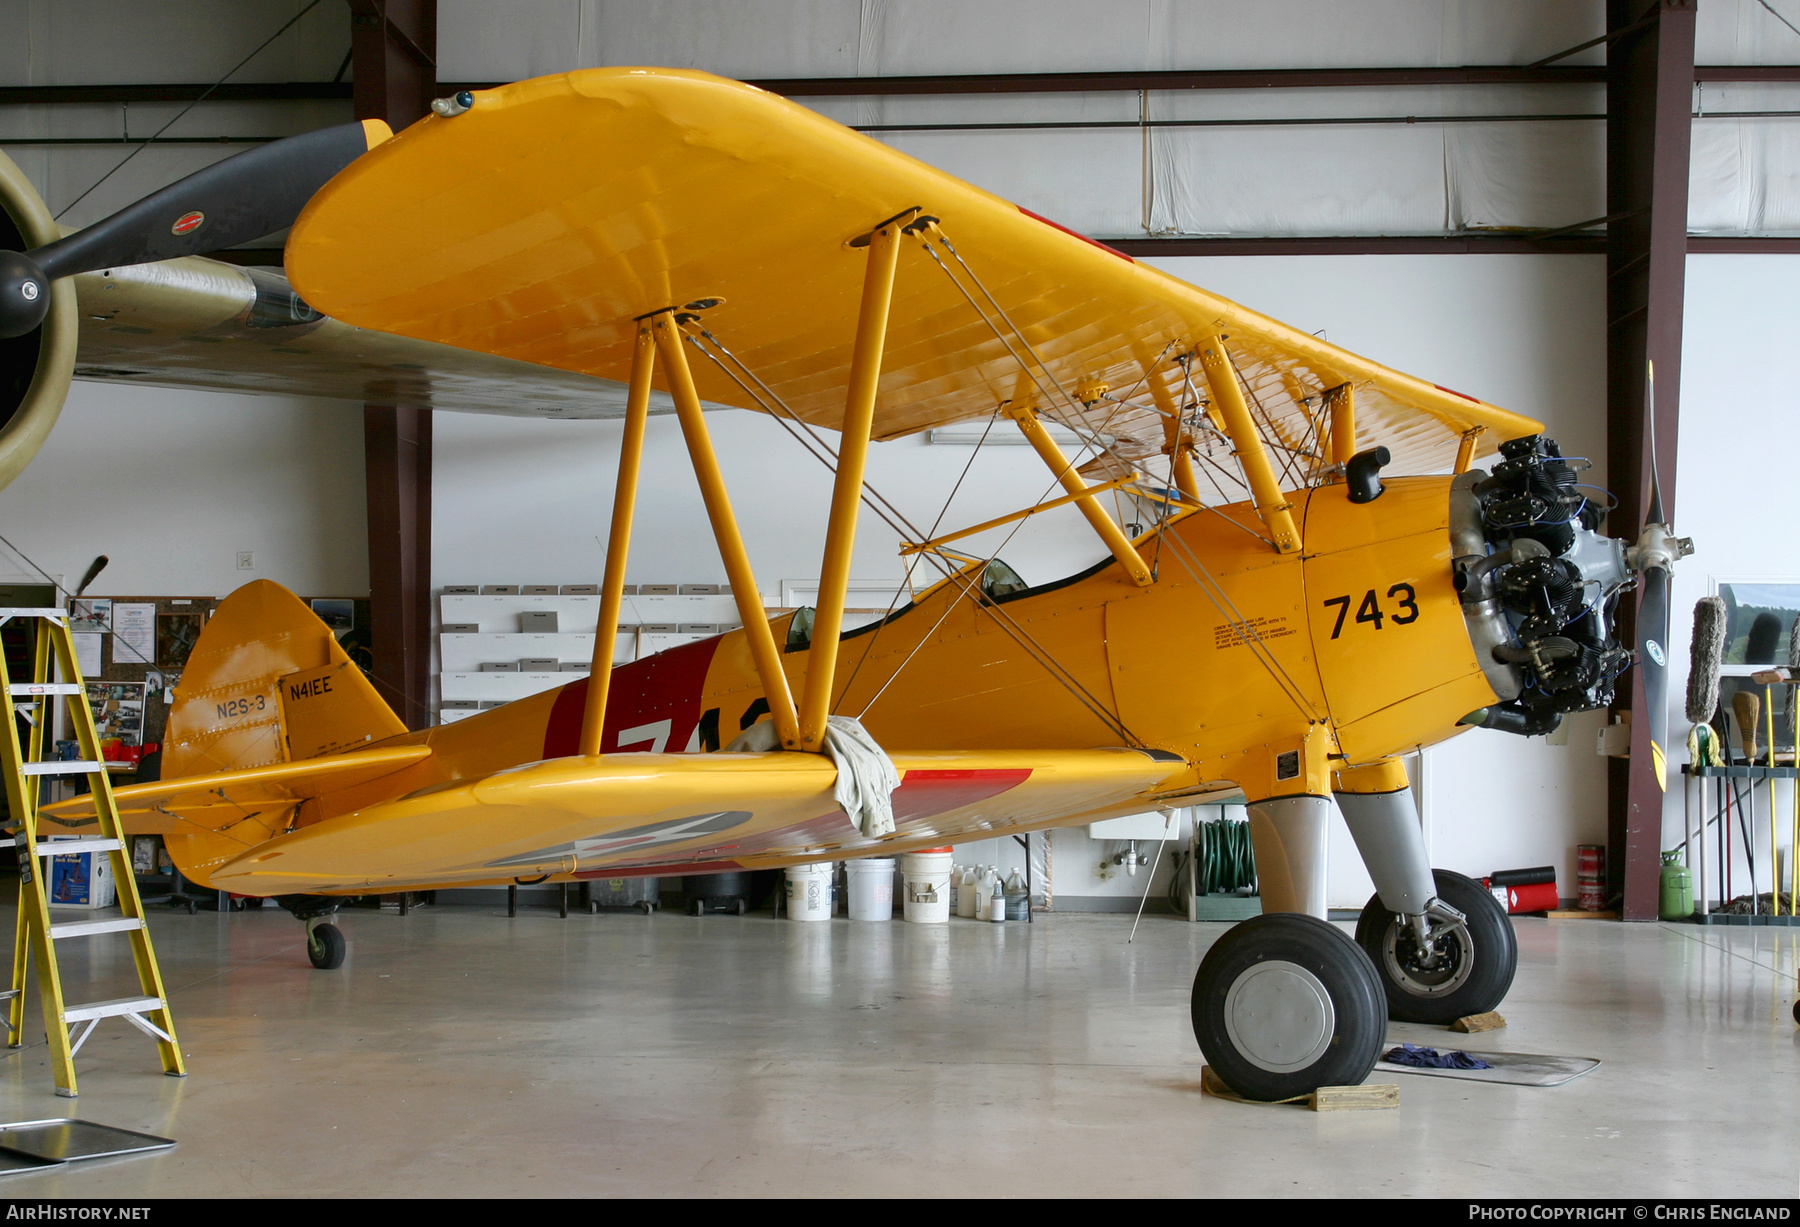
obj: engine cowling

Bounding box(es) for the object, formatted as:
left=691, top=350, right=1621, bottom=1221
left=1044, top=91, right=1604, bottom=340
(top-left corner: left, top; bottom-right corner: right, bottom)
left=0, top=150, right=78, bottom=493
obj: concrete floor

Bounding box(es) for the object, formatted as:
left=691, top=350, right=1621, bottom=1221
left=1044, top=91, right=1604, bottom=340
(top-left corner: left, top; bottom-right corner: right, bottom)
left=0, top=898, right=1793, bottom=1198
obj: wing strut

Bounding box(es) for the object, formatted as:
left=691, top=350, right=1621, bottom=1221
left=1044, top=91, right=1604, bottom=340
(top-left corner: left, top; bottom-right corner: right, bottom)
left=799, top=216, right=904, bottom=751
left=579, top=322, right=657, bottom=755
left=652, top=312, right=803, bottom=748
left=1197, top=338, right=1303, bottom=555
left=1002, top=404, right=1155, bottom=587
left=1324, top=383, right=1358, bottom=471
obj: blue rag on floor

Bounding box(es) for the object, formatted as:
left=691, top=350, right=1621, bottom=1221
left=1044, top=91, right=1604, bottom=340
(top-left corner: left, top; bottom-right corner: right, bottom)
left=1382, top=1043, right=1493, bottom=1070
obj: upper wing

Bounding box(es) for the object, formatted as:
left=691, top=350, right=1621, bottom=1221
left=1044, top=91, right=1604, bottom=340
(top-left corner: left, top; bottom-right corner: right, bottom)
left=72, top=256, right=689, bottom=420
left=286, top=67, right=1542, bottom=475
left=206, top=746, right=1200, bottom=895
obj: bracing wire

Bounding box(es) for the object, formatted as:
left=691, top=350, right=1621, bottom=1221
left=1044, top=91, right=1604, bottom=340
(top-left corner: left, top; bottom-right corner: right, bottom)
left=682, top=326, right=1139, bottom=744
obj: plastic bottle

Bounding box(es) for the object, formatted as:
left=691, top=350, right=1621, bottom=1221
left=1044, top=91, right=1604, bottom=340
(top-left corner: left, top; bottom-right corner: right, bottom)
left=974, top=865, right=997, bottom=918
left=956, top=867, right=978, bottom=918
left=1003, top=867, right=1028, bottom=921
left=986, top=881, right=1008, bottom=922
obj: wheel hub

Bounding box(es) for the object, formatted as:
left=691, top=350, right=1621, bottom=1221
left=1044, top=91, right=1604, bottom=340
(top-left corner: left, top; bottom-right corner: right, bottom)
left=1221, top=959, right=1336, bottom=1073
left=1383, top=919, right=1474, bottom=997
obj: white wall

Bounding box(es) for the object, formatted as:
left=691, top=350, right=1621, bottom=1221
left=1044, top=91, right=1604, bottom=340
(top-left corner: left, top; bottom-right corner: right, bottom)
left=1665, top=254, right=1800, bottom=904
left=0, top=381, right=367, bottom=598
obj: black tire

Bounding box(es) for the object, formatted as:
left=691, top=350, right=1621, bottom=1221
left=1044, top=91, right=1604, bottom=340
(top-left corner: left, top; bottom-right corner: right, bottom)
left=1792, top=998, right=1799, bottom=1027
left=1191, top=912, right=1386, bottom=1101
left=690, top=899, right=705, bottom=916
left=1355, top=869, right=1516, bottom=1024
left=307, top=923, right=346, bottom=970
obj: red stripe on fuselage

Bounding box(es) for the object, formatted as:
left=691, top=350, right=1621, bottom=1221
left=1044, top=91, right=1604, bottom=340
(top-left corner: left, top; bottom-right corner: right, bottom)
left=543, top=636, right=723, bottom=758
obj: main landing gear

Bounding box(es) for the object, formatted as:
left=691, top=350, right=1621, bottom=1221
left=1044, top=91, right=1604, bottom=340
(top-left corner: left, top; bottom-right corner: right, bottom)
left=1192, top=775, right=1519, bottom=1100
left=1191, top=913, right=1386, bottom=1101
left=1355, top=869, right=1515, bottom=1024
left=277, top=895, right=347, bottom=970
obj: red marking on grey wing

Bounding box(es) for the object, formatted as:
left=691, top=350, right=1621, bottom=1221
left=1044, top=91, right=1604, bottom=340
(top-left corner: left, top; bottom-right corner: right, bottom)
left=542, top=635, right=722, bottom=759
left=595, top=766, right=1036, bottom=869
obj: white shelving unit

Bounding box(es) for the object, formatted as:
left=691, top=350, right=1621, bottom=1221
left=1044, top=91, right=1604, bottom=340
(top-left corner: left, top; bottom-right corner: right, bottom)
left=435, top=589, right=761, bottom=724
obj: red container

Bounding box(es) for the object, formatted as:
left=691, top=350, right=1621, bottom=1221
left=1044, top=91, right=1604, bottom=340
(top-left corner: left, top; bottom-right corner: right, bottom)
left=1505, top=881, right=1560, bottom=914
left=1577, top=844, right=1605, bottom=881
left=1578, top=881, right=1606, bottom=910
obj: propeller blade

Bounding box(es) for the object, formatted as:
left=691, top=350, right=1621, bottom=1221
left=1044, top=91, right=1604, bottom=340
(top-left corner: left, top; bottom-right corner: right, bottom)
left=1645, top=359, right=1665, bottom=528
left=1639, top=562, right=1672, bottom=791
left=74, top=555, right=108, bottom=598
left=0, top=119, right=388, bottom=339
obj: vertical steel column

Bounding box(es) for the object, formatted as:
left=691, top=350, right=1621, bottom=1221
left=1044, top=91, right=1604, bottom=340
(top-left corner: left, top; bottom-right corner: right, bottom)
left=650, top=314, right=801, bottom=748
left=1607, top=0, right=1695, bottom=920
left=1003, top=406, right=1155, bottom=587
left=798, top=222, right=901, bottom=750
left=363, top=405, right=431, bottom=729
left=354, top=0, right=436, bottom=732
left=579, top=325, right=655, bottom=756
left=1197, top=338, right=1302, bottom=554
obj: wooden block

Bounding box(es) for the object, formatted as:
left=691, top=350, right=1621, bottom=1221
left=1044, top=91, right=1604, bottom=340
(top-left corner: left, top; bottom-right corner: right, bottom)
left=1200, top=1066, right=1307, bottom=1105
left=1546, top=909, right=1619, bottom=920
left=1309, top=1083, right=1399, bottom=1112
left=1451, top=1010, right=1507, bottom=1034
left=1200, top=1066, right=1393, bottom=1109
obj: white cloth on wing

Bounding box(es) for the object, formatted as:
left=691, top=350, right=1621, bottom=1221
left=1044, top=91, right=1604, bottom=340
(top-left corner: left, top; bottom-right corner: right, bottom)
left=723, top=715, right=900, bottom=839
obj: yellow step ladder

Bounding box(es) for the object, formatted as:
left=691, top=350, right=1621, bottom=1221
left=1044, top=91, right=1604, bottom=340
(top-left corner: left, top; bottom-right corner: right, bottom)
left=0, top=607, right=183, bottom=1097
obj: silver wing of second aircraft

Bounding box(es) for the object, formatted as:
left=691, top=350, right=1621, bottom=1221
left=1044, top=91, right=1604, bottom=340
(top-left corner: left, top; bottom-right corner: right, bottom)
left=72, top=256, right=682, bottom=419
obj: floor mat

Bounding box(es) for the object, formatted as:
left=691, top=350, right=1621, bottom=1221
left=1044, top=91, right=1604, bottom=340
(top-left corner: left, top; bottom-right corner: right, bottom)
left=1375, top=1045, right=1600, bottom=1087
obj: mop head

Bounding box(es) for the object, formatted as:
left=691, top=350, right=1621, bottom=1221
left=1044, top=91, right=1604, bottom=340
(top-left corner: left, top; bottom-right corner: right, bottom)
left=1687, top=597, right=1728, bottom=725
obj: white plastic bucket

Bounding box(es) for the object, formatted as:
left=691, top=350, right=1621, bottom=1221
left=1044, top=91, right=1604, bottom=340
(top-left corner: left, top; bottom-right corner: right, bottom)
left=846, top=857, right=896, bottom=921
left=786, top=862, right=835, bottom=921
left=900, top=848, right=954, bottom=923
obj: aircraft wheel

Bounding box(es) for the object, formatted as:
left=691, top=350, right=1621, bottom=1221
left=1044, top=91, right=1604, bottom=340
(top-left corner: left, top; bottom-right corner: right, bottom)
left=1191, top=913, right=1385, bottom=1101
left=1355, top=869, right=1516, bottom=1024
left=307, top=923, right=346, bottom=970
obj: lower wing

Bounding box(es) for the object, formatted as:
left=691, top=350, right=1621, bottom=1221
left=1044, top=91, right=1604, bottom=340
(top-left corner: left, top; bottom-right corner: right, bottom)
left=208, top=747, right=1203, bottom=895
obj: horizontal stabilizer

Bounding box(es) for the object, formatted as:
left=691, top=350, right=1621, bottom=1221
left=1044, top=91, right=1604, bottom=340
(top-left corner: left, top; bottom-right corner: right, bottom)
left=39, top=744, right=432, bottom=832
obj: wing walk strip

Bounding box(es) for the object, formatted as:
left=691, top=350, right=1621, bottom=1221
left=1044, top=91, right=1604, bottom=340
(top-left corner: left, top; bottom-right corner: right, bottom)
left=0, top=609, right=184, bottom=1097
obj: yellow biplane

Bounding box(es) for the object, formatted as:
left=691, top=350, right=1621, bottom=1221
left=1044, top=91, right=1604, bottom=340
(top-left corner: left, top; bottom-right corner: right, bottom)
left=0, top=68, right=1685, bottom=1100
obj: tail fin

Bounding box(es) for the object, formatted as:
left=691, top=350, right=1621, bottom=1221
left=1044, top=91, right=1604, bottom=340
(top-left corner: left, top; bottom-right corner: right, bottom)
left=159, top=580, right=405, bottom=887
left=166, top=580, right=404, bottom=776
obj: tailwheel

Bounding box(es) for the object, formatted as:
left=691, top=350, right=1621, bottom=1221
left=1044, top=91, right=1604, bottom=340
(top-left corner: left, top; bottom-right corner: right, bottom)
left=307, top=922, right=346, bottom=970
left=1191, top=913, right=1386, bottom=1101
left=1354, top=869, right=1516, bottom=1024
